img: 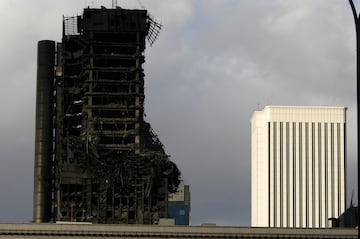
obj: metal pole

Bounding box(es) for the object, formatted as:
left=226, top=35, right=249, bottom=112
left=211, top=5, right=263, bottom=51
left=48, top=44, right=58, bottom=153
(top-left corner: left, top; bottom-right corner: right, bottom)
left=348, top=0, right=359, bottom=232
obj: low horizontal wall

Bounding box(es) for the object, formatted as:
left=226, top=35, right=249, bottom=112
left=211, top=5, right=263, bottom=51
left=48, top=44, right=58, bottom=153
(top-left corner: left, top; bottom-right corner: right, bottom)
left=0, top=223, right=357, bottom=239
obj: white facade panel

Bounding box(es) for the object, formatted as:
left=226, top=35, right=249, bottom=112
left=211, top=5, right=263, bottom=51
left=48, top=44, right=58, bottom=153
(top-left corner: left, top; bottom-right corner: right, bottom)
left=269, top=121, right=274, bottom=227
left=301, top=123, right=306, bottom=228
left=275, top=122, right=281, bottom=227
left=251, top=106, right=346, bottom=228
left=314, top=123, right=319, bottom=228
left=251, top=111, right=269, bottom=227
left=168, top=184, right=190, bottom=202
left=326, top=123, right=331, bottom=225
left=339, top=123, right=346, bottom=215
left=320, top=122, right=326, bottom=228
left=308, top=123, right=313, bottom=228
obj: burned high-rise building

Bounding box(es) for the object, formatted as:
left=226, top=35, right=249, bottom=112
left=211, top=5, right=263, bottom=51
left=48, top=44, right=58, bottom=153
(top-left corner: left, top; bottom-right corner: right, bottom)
left=34, top=6, right=181, bottom=224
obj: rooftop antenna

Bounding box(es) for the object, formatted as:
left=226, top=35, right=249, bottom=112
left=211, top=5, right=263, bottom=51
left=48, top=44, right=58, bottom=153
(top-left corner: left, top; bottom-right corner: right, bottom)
left=112, top=0, right=117, bottom=9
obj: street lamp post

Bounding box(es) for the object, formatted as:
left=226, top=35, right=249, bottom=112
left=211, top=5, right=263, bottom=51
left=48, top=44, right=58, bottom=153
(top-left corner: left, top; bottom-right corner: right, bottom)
left=348, top=0, right=359, bottom=232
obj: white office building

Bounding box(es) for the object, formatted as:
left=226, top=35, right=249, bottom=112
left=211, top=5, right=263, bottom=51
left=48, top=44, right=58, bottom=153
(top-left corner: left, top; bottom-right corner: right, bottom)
left=251, top=106, right=346, bottom=228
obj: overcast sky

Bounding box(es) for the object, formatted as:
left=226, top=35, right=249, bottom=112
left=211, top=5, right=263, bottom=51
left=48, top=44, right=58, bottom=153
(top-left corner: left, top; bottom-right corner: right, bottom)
left=0, top=0, right=358, bottom=226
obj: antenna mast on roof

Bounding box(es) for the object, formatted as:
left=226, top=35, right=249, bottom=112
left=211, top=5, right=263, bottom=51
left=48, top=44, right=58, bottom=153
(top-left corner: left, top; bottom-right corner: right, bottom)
left=112, top=0, right=117, bottom=8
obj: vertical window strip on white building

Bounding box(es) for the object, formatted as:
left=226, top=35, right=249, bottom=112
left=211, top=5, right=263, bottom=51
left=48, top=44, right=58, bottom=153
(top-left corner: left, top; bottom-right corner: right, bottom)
left=305, top=122, right=309, bottom=228
left=324, top=123, right=329, bottom=227
left=292, top=122, right=297, bottom=227
left=295, top=122, right=301, bottom=228
left=279, top=122, right=284, bottom=227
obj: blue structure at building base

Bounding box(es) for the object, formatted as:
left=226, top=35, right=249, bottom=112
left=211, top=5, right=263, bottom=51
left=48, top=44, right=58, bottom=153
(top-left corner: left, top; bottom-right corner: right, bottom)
left=168, top=205, right=190, bottom=225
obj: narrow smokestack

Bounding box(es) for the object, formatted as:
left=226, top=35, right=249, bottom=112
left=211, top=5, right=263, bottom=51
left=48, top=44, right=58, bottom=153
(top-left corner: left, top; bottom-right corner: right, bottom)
left=33, top=40, right=55, bottom=223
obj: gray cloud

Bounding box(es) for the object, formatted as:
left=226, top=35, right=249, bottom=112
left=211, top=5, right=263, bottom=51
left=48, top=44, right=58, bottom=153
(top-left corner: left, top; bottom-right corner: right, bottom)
left=0, top=0, right=357, bottom=226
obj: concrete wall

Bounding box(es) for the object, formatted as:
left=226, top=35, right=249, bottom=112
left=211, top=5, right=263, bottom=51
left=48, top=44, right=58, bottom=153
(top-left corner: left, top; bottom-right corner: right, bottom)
left=0, top=223, right=357, bottom=238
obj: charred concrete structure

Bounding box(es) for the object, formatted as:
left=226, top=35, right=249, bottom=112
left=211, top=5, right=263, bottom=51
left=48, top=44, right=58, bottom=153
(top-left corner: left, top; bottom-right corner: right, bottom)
left=34, top=7, right=181, bottom=224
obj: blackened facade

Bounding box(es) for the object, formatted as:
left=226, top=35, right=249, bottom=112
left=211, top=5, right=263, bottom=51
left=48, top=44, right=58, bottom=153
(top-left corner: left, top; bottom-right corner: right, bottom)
left=34, top=7, right=180, bottom=224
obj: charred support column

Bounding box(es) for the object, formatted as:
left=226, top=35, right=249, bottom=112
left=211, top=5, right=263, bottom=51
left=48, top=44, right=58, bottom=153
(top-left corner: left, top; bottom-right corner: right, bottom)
left=33, top=40, right=55, bottom=223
